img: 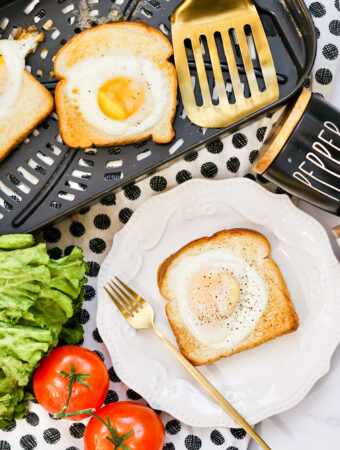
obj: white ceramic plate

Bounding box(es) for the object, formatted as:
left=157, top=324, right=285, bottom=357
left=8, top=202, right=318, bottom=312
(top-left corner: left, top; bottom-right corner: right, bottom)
left=97, top=178, right=340, bottom=427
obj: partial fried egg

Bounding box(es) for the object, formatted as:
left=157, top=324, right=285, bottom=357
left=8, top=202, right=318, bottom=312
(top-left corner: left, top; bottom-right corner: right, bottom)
left=169, top=248, right=269, bottom=350
left=65, top=55, right=168, bottom=137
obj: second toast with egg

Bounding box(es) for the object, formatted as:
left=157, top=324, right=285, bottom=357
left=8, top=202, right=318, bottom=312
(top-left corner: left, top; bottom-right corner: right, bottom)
left=158, top=229, right=299, bottom=366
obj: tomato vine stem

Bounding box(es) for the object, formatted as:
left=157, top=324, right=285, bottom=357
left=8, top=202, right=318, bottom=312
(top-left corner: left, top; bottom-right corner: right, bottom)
left=55, top=364, right=133, bottom=450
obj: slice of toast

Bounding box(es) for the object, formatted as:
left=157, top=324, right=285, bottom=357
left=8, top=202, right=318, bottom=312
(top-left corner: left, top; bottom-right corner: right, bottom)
left=0, top=69, right=54, bottom=162
left=158, top=229, right=299, bottom=366
left=54, top=22, right=177, bottom=148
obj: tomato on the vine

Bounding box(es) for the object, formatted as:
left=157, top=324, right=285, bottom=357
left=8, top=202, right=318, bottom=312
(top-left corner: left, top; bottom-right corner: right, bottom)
left=84, top=401, right=165, bottom=450
left=33, top=345, right=109, bottom=420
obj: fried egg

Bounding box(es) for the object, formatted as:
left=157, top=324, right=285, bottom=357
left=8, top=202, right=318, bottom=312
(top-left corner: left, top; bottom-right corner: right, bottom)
left=170, top=248, right=269, bottom=350
left=0, top=31, right=44, bottom=121
left=65, top=55, right=168, bottom=136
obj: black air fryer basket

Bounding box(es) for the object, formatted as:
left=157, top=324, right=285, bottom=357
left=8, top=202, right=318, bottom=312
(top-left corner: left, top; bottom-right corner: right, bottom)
left=0, top=0, right=316, bottom=234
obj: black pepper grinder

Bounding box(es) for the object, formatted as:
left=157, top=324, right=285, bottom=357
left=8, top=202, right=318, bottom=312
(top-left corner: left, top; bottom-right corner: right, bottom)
left=253, top=88, right=340, bottom=216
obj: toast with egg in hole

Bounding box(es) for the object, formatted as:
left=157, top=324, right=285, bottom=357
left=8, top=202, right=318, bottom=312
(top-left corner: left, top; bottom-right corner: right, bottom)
left=0, top=29, right=54, bottom=162
left=54, top=22, right=177, bottom=148
left=157, top=228, right=299, bottom=366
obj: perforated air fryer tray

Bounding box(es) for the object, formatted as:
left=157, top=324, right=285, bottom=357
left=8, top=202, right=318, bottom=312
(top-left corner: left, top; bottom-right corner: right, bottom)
left=0, top=0, right=316, bottom=234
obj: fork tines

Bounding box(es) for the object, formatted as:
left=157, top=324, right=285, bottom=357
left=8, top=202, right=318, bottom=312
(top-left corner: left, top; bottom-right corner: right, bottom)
left=105, top=276, right=144, bottom=317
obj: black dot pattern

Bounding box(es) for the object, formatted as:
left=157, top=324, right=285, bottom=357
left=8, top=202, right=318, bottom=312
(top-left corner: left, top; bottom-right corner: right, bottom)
left=164, top=444, right=175, bottom=450
left=119, top=207, right=133, bottom=224
left=94, top=214, right=111, bottom=230
left=249, top=150, right=258, bottom=164
left=176, top=170, right=192, bottom=184
left=323, top=43, right=338, bottom=60
left=43, top=226, right=61, bottom=243
left=329, top=19, right=340, bottom=35
left=92, top=327, right=103, bottom=342
left=201, top=162, right=218, bottom=178
left=0, top=442, right=10, bottom=450
left=69, top=221, right=85, bottom=237
left=315, top=68, right=333, bottom=84
left=69, top=423, right=85, bottom=439
left=104, top=390, right=119, bottom=404
left=165, top=420, right=181, bottom=435
left=93, top=349, right=105, bottom=361
left=79, top=309, right=90, bottom=324
left=20, top=435, right=37, bottom=450
left=230, top=428, right=246, bottom=439
left=227, top=157, right=241, bottom=173
left=108, top=366, right=120, bottom=382
left=184, top=151, right=198, bottom=161
left=244, top=173, right=256, bottom=181
left=184, top=435, right=202, bottom=449
left=206, top=139, right=223, bottom=153
left=64, top=245, right=74, bottom=256
left=256, top=126, right=267, bottom=142
left=210, top=430, right=225, bottom=445
left=86, top=261, right=100, bottom=277
left=48, top=247, right=62, bottom=260
left=89, top=238, right=106, bottom=254
left=79, top=206, right=90, bottom=215
left=232, top=133, right=248, bottom=148
left=100, top=193, right=116, bottom=205
left=150, top=176, right=167, bottom=192
left=43, top=428, right=60, bottom=444
left=82, top=284, right=96, bottom=301
left=3, top=421, right=16, bottom=432
left=309, top=2, right=326, bottom=17
left=124, top=183, right=141, bottom=201
left=315, top=26, right=321, bottom=39
left=25, top=413, right=39, bottom=427
left=126, top=389, right=142, bottom=400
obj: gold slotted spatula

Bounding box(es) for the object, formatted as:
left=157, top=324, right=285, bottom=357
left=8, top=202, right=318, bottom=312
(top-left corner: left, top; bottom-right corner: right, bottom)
left=171, top=0, right=279, bottom=128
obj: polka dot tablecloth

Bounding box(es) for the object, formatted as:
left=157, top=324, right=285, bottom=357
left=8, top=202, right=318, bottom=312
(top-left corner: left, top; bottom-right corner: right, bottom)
left=1, top=1, right=339, bottom=449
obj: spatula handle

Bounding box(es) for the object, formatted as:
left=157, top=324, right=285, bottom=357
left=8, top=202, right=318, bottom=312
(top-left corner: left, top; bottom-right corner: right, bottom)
left=151, top=326, right=271, bottom=450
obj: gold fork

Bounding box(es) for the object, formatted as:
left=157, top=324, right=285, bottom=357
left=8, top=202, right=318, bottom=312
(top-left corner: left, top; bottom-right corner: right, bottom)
left=104, top=276, right=271, bottom=450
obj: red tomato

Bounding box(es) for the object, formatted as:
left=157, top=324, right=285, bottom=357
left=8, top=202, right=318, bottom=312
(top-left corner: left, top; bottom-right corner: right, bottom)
left=84, top=401, right=165, bottom=450
left=33, top=345, right=109, bottom=420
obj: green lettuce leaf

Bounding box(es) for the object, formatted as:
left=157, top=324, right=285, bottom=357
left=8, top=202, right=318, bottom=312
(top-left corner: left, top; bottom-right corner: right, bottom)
left=0, top=234, right=34, bottom=250
left=0, top=237, right=87, bottom=428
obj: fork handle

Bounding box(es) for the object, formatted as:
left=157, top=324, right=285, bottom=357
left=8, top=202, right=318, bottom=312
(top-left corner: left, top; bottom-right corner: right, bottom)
left=151, top=326, right=271, bottom=450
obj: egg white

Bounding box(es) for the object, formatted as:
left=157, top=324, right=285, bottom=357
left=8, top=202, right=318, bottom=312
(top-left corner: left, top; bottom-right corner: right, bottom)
left=0, top=40, right=25, bottom=122
left=169, top=248, right=269, bottom=350
left=65, top=55, right=168, bottom=136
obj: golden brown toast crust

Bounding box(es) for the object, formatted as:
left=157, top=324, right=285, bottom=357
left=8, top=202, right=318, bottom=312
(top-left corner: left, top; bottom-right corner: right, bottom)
left=54, top=22, right=177, bottom=148
left=158, top=229, right=299, bottom=366
left=0, top=70, right=54, bottom=162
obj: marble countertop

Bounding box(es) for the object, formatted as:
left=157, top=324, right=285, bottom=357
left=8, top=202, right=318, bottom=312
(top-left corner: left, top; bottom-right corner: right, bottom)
left=250, top=78, right=340, bottom=450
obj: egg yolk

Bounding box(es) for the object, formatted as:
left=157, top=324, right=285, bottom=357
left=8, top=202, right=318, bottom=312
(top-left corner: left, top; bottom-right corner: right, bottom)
left=97, top=77, right=145, bottom=121
left=0, top=55, right=4, bottom=65
left=188, top=267, right=240, bottom=323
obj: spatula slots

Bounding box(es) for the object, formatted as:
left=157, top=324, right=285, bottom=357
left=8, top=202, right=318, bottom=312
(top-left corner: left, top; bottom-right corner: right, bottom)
left=171, top=0, right=279, bottom=128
